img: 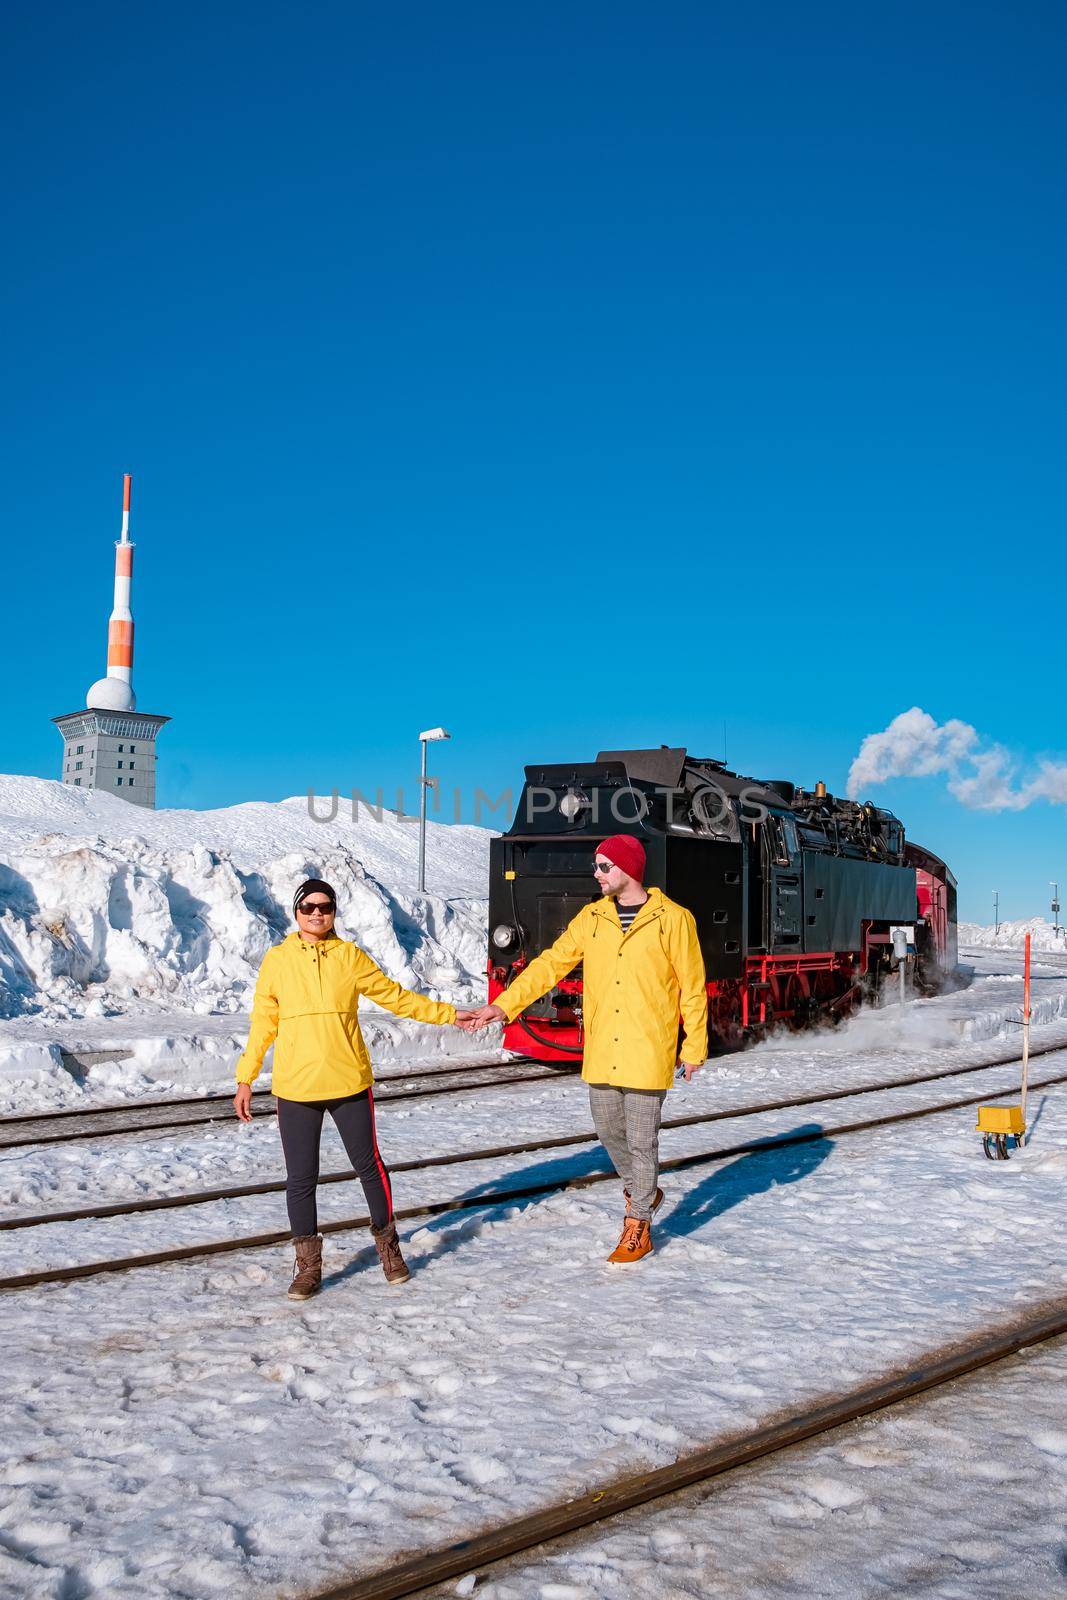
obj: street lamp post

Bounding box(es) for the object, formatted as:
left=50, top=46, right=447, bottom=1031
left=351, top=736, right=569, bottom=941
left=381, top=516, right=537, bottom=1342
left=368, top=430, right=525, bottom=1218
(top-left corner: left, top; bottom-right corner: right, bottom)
left=993, top=889, right=1000, bottom=937
left=418, top=727, right=451, bottom=894
left=1051, top=881, right=1060, bottom=936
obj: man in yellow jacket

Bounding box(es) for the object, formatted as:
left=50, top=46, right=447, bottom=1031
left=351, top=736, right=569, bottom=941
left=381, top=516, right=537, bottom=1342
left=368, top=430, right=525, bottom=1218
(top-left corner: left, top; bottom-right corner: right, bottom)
left=472, top=835, right=708, bottom=1264
left=234, top=878, right=477, bottom=1298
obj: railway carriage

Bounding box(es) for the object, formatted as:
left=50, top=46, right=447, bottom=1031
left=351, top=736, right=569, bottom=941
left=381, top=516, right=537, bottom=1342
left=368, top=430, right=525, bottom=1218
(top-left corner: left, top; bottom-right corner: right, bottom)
left=486, top=747, right=957, bottom=1061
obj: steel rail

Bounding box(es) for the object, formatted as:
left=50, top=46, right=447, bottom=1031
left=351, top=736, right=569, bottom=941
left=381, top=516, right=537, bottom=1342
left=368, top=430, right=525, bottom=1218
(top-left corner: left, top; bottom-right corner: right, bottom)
left=0, top=1055, right=520, bottom=1127
left=2, top=1067, right=1064, bottom=1293
left=5, top=1039, right=1066, bottom=1234
left=302, top=1297, right=1067, bottom=1600
left=0, top=1061, right=573, bottom=1152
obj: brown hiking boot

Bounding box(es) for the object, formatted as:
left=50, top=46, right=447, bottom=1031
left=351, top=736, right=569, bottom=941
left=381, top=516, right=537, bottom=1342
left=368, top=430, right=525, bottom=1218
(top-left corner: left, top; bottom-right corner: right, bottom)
left=287, top=1234, right=322, bottom=1300
left=624, top=1186, right=664, bottom=1218
left=371, top=1220, right=410, bottom=1284
left=607, top=1217, right=652, bottom=1265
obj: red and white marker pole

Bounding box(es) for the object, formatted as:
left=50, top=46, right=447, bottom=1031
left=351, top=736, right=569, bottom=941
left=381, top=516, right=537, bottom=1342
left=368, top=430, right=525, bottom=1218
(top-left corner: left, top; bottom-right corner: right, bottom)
left=1021, top=931, right=1031, bottom=1139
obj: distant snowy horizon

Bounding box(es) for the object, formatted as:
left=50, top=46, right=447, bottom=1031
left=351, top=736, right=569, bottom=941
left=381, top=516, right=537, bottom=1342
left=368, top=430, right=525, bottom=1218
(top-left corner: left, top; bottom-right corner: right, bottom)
left=957, top=915, right=1067, bottom=951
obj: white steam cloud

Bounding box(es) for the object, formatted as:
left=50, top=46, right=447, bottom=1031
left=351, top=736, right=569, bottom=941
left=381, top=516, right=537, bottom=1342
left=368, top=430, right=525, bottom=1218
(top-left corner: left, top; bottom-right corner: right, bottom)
left=847, top=707, right=1067, bottom=812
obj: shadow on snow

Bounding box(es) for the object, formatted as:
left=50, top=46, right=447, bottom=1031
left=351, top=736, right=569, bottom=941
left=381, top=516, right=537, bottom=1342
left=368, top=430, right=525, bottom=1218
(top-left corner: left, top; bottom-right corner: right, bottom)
left=322, top=1145, right=616, bottom=1286
left=660, top=1123, right=834, bottom=1238
left=324, top=1123, right=834, bottom=1284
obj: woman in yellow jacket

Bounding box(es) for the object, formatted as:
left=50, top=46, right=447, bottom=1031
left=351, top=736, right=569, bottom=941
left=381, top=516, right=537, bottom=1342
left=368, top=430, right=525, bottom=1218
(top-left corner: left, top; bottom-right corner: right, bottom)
left=471, top=836, right=708, bottom=1265
left=234, top=878, right=476, bottom=1299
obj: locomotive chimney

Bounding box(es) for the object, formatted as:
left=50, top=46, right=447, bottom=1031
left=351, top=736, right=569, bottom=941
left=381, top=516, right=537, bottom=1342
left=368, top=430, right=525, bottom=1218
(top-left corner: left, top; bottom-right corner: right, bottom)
left=815, top=780, right=827, bottom=798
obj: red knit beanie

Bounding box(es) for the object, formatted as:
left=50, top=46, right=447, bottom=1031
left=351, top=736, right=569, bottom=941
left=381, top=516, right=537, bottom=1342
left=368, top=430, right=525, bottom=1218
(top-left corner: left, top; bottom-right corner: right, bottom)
left=596, top=835, right=646, bottom=882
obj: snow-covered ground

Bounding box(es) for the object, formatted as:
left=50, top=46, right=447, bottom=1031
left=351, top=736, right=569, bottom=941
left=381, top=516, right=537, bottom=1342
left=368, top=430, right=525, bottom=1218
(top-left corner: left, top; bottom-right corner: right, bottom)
left=3, top=780, right=1065, bottom=1597
left=0, top=957, right=1065, bottom=1597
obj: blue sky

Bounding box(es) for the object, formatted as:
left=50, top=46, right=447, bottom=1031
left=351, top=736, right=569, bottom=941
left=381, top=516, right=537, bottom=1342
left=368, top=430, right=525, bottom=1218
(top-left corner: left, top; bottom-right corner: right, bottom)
left=2, top=0, right=1064, bottom=921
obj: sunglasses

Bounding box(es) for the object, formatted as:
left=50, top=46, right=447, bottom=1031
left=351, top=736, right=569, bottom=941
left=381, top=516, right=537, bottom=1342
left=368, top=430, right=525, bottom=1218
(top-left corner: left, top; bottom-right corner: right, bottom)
left=298, top=900, right=335, bottom=915
left=593, top=861, right=614, bottom=875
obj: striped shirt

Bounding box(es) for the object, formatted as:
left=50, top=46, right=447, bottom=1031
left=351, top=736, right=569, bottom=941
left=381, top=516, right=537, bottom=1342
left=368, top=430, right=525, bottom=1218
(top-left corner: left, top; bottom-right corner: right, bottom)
left=616, top=897, right=648, bottom=933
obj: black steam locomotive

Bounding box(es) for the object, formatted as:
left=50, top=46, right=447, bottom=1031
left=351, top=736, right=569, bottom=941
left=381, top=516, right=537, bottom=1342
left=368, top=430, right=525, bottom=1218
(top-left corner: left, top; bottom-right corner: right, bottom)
left=486, top=747, right=957, bottom=1060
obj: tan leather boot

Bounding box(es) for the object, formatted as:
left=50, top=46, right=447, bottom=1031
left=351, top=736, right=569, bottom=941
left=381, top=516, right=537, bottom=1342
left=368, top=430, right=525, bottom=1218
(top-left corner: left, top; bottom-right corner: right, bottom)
left=607, top=1217, right=652, bottom=1265
left=624, top=1186, right=663, bottom=1218
left=371, top=1220, right=410, bottom=1284
left=287, top=1234, right=322, bottom=1300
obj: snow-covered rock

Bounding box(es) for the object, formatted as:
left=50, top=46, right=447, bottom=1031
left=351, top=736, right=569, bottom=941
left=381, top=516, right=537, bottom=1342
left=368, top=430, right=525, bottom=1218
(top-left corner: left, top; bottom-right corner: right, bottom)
left=0, top=775, right=492, bottom=1021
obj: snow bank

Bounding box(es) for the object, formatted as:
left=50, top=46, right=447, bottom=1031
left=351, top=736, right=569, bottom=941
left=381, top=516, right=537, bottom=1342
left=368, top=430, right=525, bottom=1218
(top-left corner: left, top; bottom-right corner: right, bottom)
left=959, top=915, right=1067, bottom=951
left=0, top=1039, right=66, bottom=1097
left=0, top=775, right=492, bottom=1023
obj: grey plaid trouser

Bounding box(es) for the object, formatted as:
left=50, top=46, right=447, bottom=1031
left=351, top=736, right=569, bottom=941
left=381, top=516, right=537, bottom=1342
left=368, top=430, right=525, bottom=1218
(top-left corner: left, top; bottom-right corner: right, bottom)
left=587, top=1084, right=667, bottom=1221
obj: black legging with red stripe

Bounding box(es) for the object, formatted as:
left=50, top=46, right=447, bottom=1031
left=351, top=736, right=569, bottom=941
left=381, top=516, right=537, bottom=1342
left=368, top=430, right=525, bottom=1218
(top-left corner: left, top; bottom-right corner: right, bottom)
left=276, top=1090, right=392, bottom=1237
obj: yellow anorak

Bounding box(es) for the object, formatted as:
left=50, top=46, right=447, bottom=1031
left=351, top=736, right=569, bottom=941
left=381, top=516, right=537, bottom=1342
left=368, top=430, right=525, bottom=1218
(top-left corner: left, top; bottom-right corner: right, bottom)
left=236, top=932, right=456, bottom=1101
left=494, top=888, right=708, bottom=1090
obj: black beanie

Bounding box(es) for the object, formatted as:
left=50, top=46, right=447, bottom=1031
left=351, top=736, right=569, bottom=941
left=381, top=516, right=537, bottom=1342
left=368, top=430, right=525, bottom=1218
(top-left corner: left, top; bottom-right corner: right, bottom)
left=293, top=878, right=337, bottom=917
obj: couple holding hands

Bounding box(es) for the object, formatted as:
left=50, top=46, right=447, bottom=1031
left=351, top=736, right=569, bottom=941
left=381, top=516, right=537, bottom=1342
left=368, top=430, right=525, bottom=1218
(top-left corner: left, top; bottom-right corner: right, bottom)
left=234, top=836, right=708, bottom=1299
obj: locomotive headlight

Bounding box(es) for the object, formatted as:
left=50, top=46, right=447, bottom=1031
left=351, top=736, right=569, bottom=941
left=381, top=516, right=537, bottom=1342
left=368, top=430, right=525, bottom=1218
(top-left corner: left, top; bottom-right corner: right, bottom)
left=491, top=923, right=516, bottom=949
left=559, top=790, right=587, bottom=820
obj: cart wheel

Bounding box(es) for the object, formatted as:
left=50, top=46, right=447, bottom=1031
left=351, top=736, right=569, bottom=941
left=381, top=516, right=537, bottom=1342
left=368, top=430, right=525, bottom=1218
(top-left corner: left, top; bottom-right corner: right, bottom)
left=995, top=1133, right=1010, bottom=1160
left=982, top=1135, right=996, bottom=1160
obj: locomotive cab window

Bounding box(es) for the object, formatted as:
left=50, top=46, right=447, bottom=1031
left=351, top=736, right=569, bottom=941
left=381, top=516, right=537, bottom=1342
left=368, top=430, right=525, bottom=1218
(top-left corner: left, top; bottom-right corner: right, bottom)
left=769, top=816, right=794, bottom=867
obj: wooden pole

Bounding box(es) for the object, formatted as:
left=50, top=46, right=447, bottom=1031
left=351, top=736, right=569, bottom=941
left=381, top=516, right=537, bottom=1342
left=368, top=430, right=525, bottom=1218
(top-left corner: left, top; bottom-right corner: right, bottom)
left=1021, top=931, right=1031, bottom=1138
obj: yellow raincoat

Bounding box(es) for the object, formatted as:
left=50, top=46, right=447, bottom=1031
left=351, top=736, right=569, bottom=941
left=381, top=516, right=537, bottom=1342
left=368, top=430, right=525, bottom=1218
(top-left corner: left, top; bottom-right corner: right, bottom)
left=236, top=932, right=457, bottom=1101
left=494, top=888, right=708, bottom=1090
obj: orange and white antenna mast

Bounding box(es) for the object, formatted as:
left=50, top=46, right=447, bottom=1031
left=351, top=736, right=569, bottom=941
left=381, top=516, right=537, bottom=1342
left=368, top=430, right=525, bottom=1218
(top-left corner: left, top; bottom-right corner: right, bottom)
left=106, top=473, right=135, bottom=692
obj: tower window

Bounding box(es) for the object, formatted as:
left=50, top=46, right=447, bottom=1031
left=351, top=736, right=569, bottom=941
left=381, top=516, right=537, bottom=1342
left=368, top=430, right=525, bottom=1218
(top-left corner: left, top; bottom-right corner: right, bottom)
left=129, top=761, right=135, bottom=769
left=75, top=761, right=82, bottom=771
left=118, top=744, right=124, bottom=753
left=117, top=761, right=123, bottom=769
left=116, top=777, right=123, bottom=786
left=130, top=743, right=136, bottom=751
left=74, top=778, right=81, bottom=786
left=76, top=745, right=83, bottom=755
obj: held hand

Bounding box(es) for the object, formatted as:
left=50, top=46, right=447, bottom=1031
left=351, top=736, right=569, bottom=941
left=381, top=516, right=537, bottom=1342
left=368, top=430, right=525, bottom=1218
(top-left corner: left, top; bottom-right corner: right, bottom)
left=677, top=1058, right=704, bottom=1084
left=453, top=1009, right=482, bottom=1033
left=470, top=1003, right=507, bottom=1031
left=233, top=1082, right=253, bottom=1122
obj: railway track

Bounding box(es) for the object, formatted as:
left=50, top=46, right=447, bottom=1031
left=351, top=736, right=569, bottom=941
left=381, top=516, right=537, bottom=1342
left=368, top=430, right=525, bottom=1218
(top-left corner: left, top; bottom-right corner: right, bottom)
left=0, top=1057, right=571, bottom=1151
left=0, top=1053, right=528, bottom=1127
left=3, top=1034, right=1064, bottom=1236
left=303, top=1296, right=1067, bottom=1600
left=2, top=1053, right=1065, bottom=1292
left=3, top=1024, right=1062, bottom=1156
